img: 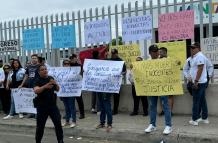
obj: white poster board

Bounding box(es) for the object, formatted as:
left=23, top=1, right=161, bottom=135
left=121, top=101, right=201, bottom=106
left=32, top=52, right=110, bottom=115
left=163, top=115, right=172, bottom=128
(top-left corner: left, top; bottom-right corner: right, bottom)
left=84, top=19, right=111, bottom=44
left=48, top=67, right=82, bottom=97
left=82, top=59, right=124, bottom=93
left=12, top=88, right=36, bottom=114
left=122, top=15, right=152, bottom=42
left=201, top=37, right=218, bottom=64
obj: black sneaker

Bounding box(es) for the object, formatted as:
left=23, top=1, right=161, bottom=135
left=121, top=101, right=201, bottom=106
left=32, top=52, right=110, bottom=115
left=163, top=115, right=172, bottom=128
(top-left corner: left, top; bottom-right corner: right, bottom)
left=129, top=112, right=138, bottom=116
left=79, top=114, right=85, bottom=119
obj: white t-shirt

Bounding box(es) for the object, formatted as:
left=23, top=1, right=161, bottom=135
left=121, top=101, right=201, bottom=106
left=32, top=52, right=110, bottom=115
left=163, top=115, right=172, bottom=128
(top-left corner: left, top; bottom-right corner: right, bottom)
left=190, top=52, right=207, bottom=83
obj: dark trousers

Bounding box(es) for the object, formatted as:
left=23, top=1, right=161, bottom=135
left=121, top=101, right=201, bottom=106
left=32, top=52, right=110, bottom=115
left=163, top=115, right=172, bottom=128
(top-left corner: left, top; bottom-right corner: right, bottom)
left=98, top=94, right=112, bottom=125
left=192, top=83, right=208, bottom=121
left=113, top=93, right=120, bottom=113
left=91, top=92, right=100, bottom=111
left=131, top=85, right=148, bottom=114
left=35, top=106, right=63, bottom=143
left=76, top=95, right=85, bottom=116
left=0, top=88, right=11, bottom=114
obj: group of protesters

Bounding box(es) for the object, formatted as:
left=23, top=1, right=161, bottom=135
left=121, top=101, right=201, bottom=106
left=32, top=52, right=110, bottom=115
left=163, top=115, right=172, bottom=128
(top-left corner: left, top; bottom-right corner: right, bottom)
left=0, top=41, right=213, bottom=143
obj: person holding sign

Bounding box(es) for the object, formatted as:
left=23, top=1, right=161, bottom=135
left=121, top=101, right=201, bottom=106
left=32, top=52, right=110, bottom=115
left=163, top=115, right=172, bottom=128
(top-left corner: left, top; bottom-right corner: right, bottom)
left=0, top=63, right=11, bottom=115
left=69, top=54, right=85, bottom=119
left=3, top=59, right=26, bottom=120
left=60, top=59, right=77, bottom=128
left=187, top=42, right=210, bottom=126
left=33, top=65, right=64, bottom=143
left=109, top=49, right=126, bottom=115
left=158, top=47, right=174, bottom=116
left=144, top=45, right=172, bottom=135
left=128, top=57, right=148, bottom=116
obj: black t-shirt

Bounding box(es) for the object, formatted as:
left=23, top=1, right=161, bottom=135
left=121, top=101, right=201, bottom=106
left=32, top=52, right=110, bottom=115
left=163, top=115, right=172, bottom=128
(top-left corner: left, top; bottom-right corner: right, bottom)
left=34, top=76, right=57, bottom=107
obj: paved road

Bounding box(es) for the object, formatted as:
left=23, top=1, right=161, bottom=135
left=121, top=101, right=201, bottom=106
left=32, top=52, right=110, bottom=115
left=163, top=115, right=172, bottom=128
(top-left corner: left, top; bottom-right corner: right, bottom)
left=0, top=132, right=125, bottom=143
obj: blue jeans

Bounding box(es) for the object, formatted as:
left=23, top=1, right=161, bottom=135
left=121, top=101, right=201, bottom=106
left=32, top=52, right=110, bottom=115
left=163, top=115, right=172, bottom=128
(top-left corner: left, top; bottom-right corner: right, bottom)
left=98, top=93, right=112, bottom=125
left=149, top=96, right=171, bottom=127
left=62, top=97, right=76, bottom=122
left=9, top=94, right=15, bottom=116
left=192, top=83, right=208, bottom=121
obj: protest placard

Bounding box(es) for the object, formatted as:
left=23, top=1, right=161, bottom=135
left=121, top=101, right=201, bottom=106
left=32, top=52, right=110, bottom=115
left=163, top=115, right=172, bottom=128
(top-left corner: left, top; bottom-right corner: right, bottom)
left=122, top=15, right=152, bottom=42
left=52, top=25, right=76, bottom=48
left=48, top=67, right=82, bottom=97
left=157, top=41, right=186, bottom=68
left=84, top=19, right=111, bottom=44
left=158, top=10, right=194, bottom=42
left=23, top=28, right=45, bottom=50
left=110, top=44, right=141, bottom=68
left=82, top=59, right=124, bottom=93
left=12, top=88, right=36, bottom=114
left=0, top=68, right=5, bottom=82
left=132, top=58, right=183, bottom=96
left=0, top=40, right=19, bottom=52
left=201, top=37, right=218, bottom=64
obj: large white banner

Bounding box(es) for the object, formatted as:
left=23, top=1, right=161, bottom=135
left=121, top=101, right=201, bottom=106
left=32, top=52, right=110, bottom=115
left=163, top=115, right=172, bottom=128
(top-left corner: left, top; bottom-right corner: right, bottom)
left=48, top=67, right=82, bottom=97
left=201, top=37, right=218, bottom=64
left=82, top=59, right=124, bottom=93
left=84, top=19, right=111, bottom=44
left=122, top=15, right=152, bottom=42
left=12, top=88, right=36, bottom=114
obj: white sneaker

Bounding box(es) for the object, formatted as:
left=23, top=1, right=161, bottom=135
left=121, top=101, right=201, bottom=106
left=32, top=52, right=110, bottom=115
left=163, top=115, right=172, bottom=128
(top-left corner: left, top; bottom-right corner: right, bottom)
left=70, top=122, right=76, bottom=128
left=189, top=120, right=198, bottom=126
left=196, top=118, right=210, bottom=124
left=144, top=124, right=156, bottom=133
left=3, top=115, right=13, bottom=120
left=163, top=126, right=172, bottom=135
left=19, top=113, right=24, bottom=119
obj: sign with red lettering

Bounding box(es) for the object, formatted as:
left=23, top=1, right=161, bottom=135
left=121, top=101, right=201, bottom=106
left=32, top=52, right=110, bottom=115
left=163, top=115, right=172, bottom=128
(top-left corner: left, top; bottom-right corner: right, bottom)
left=0, top=40, right=19, bottom=52
left=158, top=10, right=194, bottom=42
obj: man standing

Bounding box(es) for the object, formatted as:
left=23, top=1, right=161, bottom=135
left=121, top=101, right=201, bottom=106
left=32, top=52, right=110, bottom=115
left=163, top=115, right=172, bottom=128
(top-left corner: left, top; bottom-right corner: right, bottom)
left=144, top=45, right=172, bottom=135
left=158, top=47, right=174, bottom=116
left=109, top=49, right=126, bottom=115
left=188, top=42, right=209, bottom=126
left=69, top=54, right=85, bottom=119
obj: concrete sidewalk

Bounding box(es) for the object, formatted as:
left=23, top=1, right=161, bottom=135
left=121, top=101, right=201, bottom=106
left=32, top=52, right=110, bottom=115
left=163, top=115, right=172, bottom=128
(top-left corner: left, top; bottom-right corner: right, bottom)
left=0, top=113, right=217, bottom=143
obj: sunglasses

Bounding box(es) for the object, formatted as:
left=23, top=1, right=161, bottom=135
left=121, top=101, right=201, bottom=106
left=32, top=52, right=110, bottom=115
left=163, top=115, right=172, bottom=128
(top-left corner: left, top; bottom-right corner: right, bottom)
left=4, top=67, right=10, bottom=70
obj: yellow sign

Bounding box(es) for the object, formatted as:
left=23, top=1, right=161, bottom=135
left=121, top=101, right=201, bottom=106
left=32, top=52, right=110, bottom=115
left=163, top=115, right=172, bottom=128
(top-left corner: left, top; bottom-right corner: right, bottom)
left=132, top=58, right=183, bottom=96
left=110, top=44, right=141, bottom=68
left=157, top=41, right=186, bottom=68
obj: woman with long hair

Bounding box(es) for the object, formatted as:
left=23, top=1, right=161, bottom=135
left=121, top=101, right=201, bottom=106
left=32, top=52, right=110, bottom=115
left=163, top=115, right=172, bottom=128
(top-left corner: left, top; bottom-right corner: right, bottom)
left=3, top=59, right=26, bottom=119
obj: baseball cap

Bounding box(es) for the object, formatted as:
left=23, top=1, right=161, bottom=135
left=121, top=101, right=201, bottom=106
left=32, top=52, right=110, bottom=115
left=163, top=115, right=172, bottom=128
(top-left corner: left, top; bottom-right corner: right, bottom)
left=189, top=42, right=200, bottom=49
left=149, top=44, right=159, bottom=52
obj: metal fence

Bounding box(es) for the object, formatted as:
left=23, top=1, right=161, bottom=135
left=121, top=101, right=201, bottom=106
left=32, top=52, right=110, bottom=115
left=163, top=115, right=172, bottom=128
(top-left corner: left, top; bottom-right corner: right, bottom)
left=0, top=0, right=216, bottom=66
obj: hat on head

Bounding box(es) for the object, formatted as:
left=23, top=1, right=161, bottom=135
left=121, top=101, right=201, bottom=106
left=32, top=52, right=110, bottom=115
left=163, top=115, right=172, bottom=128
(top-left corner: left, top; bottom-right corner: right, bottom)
left=111, top=49, right=118, bottom=54
left=149, top=44, right=159, bottom=52
left=189, top=42, right=200, bottom=49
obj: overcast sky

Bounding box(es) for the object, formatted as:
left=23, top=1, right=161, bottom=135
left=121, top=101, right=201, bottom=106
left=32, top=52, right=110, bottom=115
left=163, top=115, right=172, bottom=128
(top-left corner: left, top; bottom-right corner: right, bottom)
left=0, top=0, right=184, bottom=22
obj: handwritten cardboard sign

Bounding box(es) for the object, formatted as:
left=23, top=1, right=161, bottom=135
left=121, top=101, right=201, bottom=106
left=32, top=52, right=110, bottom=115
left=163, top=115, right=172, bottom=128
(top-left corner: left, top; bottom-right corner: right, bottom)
left=48, top=67, right=82, bottom=97
left=23, top=28, right=45, bottom=50
left=52, top=25, right=76, bottom=48
left=157, top=41, right=186, bottom=68
left=110, top=44, right=141, bottom=68
left=82, top=59, right=124, bottom=93
left=122, top=15, right=152, bottom=42
left=158, top=10, right=194, bottom=42
left=84, top=19, right=111, bottom=44
left=12, top=88, right=36, bottom=114
left=201, top=37, right=218, bottom=64
left=132, top=58, right=183, bottom=96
